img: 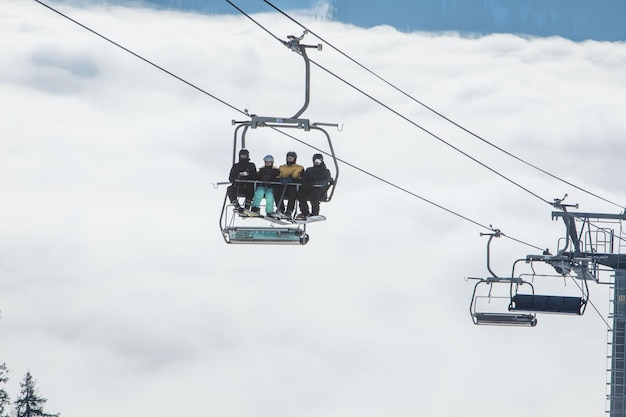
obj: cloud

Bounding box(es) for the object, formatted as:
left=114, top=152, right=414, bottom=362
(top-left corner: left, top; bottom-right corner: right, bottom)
left=1, top=2, right=624, bottom=417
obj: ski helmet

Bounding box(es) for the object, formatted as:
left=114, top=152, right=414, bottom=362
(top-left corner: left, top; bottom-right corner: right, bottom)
left=312, top=153, right=323, bottom=164
left=263, top=155, right=274, bottom=162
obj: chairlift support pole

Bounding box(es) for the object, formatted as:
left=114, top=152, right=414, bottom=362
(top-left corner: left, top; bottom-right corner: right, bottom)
left=611, top=268, right=626, bottom=416
left=521, top=204, right=626, bottom=414
left=549, top=209, right=626, bottom=416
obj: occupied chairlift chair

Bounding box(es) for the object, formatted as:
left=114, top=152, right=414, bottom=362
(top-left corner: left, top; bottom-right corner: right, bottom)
left=219, top=31, right=339, bottom=245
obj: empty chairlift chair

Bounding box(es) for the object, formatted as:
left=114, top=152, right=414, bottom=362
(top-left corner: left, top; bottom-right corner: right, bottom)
left=469, top=277, right=538, bottom=327
left=510, top=293, right=586, bottom=315
left=468, top=230, right=538, bottom=327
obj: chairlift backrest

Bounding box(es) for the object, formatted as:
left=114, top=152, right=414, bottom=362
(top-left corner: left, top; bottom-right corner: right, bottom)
left=510, top=294, right=586, bottom=315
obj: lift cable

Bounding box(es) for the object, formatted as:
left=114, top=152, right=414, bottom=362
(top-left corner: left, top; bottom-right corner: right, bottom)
left=568, top=276, right=611, bottom=330
left=269, top=126, right=545, bottom=251
left=32, top=1, right=619, bottom=333
left=235, top=0, right=626, bottom=249
left=37, top=0, right=620, bottom=258
left=33, top=0, right=546, bottom=252
left=261, top=0, right=624, bottom=212
left=226, top=0, right=556, bottom=209
left=35, top=1, right=613, bottom=328
left=33, top=0, right=246, bottom=116
left=255, top=1, right=617, bottom=328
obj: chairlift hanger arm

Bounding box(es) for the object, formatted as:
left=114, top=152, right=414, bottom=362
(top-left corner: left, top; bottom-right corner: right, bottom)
left=280, top=31, right=322, bottom=119
left=480, top=228, right=502, bottom=279
left=551, top=195, right=581, bottom=255
left=231, top=31, right=327, bottom=126
left=284, top=31, right=322, bottom=53
left=511, top=258, right=529, bottom=279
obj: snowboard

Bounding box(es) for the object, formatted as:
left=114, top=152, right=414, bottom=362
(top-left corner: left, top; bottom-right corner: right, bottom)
left=271, top=211, right=293, bottom=220
left=293, top=215, right=326, bottom=224
left=237, top=207, right=263, bottom=218
left=239, top=208, right=290, bottom=225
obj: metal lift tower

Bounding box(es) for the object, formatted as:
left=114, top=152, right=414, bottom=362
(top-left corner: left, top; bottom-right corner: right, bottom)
left=549, top=209, right=626, bottom=416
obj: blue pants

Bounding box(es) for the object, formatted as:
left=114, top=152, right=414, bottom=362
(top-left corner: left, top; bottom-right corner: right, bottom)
left=252, top=186, right=275, bottom=214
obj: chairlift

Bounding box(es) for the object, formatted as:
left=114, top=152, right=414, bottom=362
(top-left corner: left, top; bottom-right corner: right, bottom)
left=218, top=31, right=340, bottom=245
left=468, top=230, right=538, bottom=327
left=507, top=198, right=591, bottom=316
left=509, top=257, right=589, bottom=316
left=469, top=277, right=538, bottom=327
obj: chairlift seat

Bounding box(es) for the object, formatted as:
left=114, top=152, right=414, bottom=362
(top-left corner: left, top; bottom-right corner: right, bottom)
left=473, top=312, right=537, bottom=327
left=510, top=294, right=585, bottom=315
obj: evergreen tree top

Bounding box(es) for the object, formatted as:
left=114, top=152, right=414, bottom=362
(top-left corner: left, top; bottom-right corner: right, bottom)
left=15, top=372, right=59, bottom=417
left=0, top=363, right=10, bottom=417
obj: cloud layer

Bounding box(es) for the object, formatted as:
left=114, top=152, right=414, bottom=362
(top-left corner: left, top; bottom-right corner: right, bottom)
left=1, top=2, right=625, bottom=417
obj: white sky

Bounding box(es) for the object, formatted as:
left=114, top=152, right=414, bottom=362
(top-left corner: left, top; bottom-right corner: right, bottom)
left=2, top=2, right=626, bottom=416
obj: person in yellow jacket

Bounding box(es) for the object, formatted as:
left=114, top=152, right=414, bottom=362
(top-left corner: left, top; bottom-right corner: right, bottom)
left=273, top=151, right=304, bottom=219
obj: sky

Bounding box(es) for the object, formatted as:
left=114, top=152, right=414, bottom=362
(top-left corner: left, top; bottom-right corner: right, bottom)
left=117, top=0, right=626, bottom=41
left=1, top=1, right=626, bottom=416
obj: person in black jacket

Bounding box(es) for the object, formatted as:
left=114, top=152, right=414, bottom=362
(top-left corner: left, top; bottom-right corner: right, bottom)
left=251, top=155, right=280, bottom=216
left=227, top=149, right=256, bottom=213
left=296, top=153, right=332, bottom=219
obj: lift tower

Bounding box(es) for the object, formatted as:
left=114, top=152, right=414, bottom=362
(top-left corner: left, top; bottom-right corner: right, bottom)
left=549, top=208, right=626, bottom=416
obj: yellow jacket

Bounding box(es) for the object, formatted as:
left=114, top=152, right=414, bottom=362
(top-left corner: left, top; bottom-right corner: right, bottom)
left=278, top=163, right=304, bottom=181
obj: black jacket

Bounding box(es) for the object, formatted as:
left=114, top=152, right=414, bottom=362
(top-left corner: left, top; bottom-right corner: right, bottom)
left=229, top=160, right=257, bottom=183
left=256, top=166, right=280, bottom=187
left=301, top=163, right=331, bottom=189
